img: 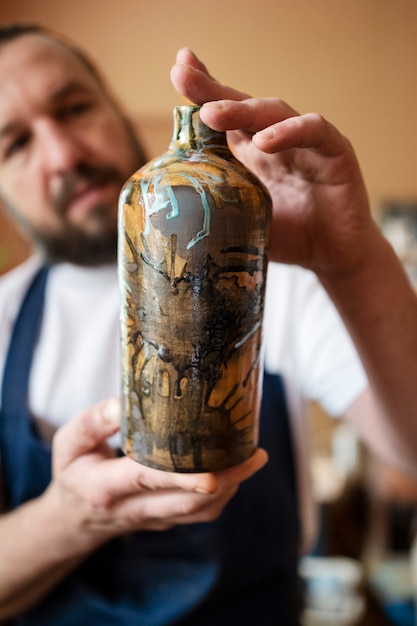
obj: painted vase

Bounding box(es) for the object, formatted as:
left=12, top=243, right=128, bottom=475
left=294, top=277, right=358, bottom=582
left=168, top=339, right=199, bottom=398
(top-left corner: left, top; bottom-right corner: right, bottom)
left=118, top=105, right=272, bottom=472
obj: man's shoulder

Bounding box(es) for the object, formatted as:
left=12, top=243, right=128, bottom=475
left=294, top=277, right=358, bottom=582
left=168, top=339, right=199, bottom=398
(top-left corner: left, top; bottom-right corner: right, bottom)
left=0, top=255, right=42, bottom=286
left=0, top=255, right=43, bottom=317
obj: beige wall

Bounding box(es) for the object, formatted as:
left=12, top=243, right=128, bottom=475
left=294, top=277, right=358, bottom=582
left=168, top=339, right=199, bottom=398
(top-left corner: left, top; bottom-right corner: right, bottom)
left=0, top=0, right=415, bottom=212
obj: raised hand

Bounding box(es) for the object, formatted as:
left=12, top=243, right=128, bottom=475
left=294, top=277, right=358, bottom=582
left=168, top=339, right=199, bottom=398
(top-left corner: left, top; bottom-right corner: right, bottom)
left=171, top=48, right=374, bottom=278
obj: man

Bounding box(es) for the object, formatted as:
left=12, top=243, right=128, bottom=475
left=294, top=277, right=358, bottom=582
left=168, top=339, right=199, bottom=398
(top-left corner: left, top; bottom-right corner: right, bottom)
left=0, top=23, right=416, bottom=626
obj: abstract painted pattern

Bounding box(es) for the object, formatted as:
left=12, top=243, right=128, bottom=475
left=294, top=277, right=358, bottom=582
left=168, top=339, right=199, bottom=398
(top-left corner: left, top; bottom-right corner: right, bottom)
left=118, top=107, right=272, bottom=471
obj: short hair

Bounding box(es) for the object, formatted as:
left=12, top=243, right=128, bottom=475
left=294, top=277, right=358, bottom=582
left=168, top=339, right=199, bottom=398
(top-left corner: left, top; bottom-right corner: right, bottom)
left=0, top=22, right=108, bottom=92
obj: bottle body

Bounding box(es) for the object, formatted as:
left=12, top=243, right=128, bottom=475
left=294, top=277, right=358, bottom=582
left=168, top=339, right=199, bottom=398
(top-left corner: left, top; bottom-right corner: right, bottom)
left=118, top=106, right=272, bottom=471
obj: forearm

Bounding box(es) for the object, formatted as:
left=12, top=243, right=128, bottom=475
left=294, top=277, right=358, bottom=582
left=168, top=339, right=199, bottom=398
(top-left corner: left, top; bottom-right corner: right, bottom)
left=0, top=487, right=94, bottom=620
left=319, top=224, right=417, bottom=472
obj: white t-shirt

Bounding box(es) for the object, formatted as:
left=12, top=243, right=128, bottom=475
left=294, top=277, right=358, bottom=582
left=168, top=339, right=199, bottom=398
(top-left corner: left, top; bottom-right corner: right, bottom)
left=0, top=255, right=368, bottom=548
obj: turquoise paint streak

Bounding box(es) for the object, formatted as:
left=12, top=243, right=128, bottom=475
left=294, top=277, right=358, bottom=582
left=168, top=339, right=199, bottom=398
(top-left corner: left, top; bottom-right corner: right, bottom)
left=139, top=104, right=246, bottom=249
left=140, top=155, right=238, bottom=250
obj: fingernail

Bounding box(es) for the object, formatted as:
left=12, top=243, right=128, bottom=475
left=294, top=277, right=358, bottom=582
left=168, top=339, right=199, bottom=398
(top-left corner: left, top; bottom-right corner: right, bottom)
left=193, top=486, right=215, bottom=495
left=176, top=61, right=200, bottom=75
left=202, top=101, right=224, bottom=111
left=255, top=128, right=275, bottom=141
left=101, top=398, right=121, bottom=426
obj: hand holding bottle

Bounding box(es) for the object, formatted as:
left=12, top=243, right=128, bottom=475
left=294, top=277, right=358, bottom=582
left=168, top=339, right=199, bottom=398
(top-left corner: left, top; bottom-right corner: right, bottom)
left=171, top=48, right=375, bottom=281
left=49, top=398, right=268, bottom=550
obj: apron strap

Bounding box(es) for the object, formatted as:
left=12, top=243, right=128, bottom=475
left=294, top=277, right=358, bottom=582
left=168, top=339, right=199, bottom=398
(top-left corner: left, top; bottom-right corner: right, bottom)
left=0, top=266, right=51, bottom=507
left=1, top=266, right=49, bottom=411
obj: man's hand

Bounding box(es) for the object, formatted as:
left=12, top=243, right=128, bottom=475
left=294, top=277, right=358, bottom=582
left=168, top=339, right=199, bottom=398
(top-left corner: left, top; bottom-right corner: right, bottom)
left=171, top=48, right=374, bottom=278
left=50, top=397, right=268, bottom=552
left=171, top=49, right=417, bottom=479
left=0, top=398, right=267, bottom=619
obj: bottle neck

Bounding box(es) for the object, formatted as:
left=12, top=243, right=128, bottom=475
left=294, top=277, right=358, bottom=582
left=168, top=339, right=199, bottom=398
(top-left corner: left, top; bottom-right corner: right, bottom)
left=169, top=105, right=229, bottom=152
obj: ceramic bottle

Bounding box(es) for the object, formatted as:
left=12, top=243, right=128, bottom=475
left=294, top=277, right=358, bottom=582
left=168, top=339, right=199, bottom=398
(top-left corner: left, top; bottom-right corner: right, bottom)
left=118, top=105, right=272, bottom=472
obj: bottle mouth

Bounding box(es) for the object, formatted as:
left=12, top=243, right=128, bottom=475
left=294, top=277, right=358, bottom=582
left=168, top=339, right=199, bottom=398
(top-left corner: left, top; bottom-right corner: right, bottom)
left=174, top=105, right=201, bottom=113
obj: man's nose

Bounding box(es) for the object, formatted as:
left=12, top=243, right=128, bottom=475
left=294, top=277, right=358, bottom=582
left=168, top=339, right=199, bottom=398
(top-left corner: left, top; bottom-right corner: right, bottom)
left=37, top=120, right=83, bottom=173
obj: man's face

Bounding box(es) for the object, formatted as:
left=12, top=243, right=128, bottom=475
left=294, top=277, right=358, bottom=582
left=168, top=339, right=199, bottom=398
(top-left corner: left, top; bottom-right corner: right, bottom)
left=0, top=33, right=144, bottom=265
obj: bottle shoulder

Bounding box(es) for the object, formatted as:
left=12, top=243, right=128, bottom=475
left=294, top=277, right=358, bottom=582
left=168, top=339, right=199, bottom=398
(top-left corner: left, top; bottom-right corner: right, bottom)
left=123, top=148, right=270, bottom=202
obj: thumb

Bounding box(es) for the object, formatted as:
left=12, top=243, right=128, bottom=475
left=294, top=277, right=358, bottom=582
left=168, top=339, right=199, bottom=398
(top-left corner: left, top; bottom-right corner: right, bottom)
left=52, top=397, right=120, bottom=473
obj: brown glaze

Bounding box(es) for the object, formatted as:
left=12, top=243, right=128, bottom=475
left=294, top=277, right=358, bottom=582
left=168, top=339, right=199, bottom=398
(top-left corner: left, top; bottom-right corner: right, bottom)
left=118, top=106, right=272, bottom=471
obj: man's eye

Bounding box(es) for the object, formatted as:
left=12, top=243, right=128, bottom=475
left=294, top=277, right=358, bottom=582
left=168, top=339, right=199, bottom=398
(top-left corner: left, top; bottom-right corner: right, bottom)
left=58, top=101, right=91, bottom=120
left=5, top=133, right=30, bottom=158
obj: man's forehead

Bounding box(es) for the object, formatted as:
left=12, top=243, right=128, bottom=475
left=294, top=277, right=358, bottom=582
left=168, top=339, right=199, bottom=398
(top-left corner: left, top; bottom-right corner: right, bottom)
left=0, top=32, right=94, bottom=73
left=0, top=33, right=100, bottom=113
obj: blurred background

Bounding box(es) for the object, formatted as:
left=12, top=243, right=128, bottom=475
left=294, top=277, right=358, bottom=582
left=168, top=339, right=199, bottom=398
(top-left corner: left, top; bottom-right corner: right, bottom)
left=0, top=1, right=416, bottom=624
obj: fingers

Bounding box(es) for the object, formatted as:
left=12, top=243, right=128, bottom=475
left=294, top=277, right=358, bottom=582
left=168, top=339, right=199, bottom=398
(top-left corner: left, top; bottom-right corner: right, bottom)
left=110, top=483, right=240, bottom=531
left=199, top=99, right=349, bottom=157
left=53, top=393, right=267, bottom=504
left=81, top=456, right=219, bottom=508
left=215, top=448, right=269, bottom=486
left=80, top=447, right=268, bottom=508
left=127, top=447, right=268, bottom=497
left=52, top=397, right=121, bottom=473
left=171, top=49, right=350, bottom=162
left=252, top=112, right=350, bottom=157
left=52, top=391, right=269, bottom=537
left=170, top=47, right=250, bottom=105
left=174, top=48, right=216, bottom=81
left=199, top=98, right=299, bottom=133
left=98, top=449, right=268, bottom=531
left=52, top=399, right=269, bottom=538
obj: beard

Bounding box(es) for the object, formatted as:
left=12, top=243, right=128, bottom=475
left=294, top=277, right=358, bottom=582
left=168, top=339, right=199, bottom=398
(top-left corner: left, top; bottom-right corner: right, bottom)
left=13, top=163, right=121, bottom=266
left=41, top=161, right=123, bottom=266
left=33, top=206, right=119, bottom=266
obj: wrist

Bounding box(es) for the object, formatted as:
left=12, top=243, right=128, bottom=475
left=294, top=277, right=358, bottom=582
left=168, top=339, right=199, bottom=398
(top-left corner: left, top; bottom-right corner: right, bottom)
left=317, top=222, right=415, bottom=341
left=35, top=484, right=108, bottom=560
left=317, top=221, right=393, bottom=293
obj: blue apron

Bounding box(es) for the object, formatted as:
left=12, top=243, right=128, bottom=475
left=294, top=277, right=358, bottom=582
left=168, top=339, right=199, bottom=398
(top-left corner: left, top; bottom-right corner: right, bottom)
left=0, top=266, right=300, bottom=625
